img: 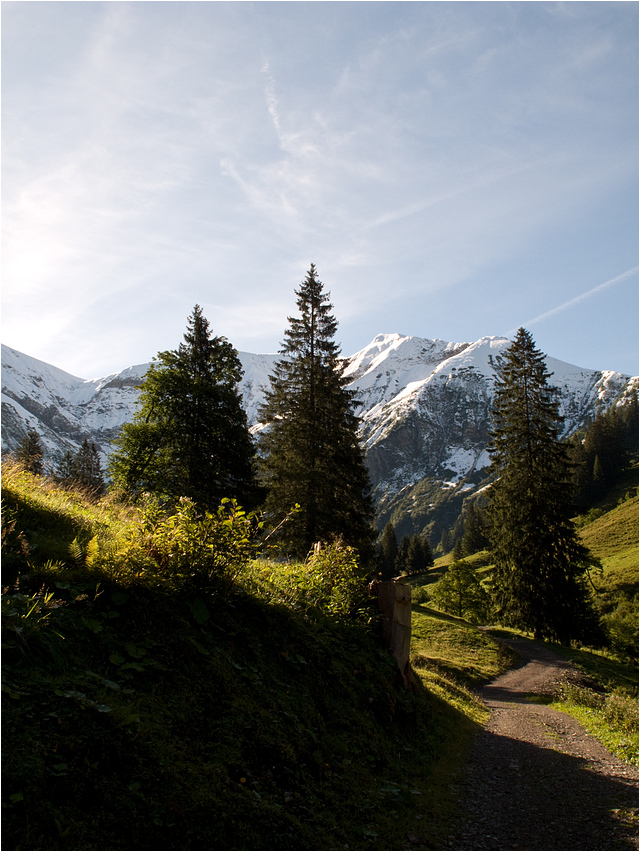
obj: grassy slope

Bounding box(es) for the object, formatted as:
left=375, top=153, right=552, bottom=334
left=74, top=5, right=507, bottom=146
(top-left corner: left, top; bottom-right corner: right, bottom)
left=2, top=467, right=510, bottom=852
left=4, top=468, right=636, bottom=849
left=578, top=495, right=639, bottom=602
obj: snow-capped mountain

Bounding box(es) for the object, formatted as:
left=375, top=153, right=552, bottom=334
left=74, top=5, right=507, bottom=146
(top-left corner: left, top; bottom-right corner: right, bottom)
left=2, top=335, right=636, bottom=518
left=342, top=333, right=637, bottom=502
left=1, top=345, right=277, bottom=465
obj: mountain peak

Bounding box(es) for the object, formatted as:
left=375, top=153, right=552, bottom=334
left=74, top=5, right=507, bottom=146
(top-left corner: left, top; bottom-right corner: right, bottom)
left=2, top=339, right=636, bottom=520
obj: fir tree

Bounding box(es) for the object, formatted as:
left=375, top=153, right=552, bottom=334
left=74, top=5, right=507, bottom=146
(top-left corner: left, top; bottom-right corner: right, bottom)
left=395, top=535, right=411, bottom=575
left=109, top=306, right=257, bottom=510
left=378, top=521, right=399, bottom=581
left=258, top=265, right=375, bottom=560
left=452, top=538, right=464, bottom=561
left=55, top=438, right=105, bottom=494
left=486, top=328, right=597, bottom=644
left=16, top=428, right=44, bottom=475
left=75, top=438, right=105, bottom=494
left=461, top=502, right=489, bottom=556
left=439, top=528, right=452, bottom=555
left=405, top=534, right=433, bottom=576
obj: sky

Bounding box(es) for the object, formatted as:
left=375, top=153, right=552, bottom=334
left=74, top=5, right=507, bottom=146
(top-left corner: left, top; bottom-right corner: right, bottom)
left=2, top=1, right=638, bottom=380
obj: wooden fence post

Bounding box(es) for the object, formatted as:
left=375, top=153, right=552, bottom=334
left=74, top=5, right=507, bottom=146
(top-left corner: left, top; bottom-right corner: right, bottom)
left=375, top=577, right=413, bottom=687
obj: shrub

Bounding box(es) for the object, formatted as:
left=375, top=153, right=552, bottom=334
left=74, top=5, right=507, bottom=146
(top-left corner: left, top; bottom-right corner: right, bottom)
left=304, top=539, right=368, bottom=617
left=601, top=595, right=639, bottom=663
left=143, top=497, right=261, bottom=593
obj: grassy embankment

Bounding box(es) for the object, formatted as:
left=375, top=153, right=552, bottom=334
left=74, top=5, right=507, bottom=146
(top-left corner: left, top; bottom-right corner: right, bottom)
left=2, top=463, right=512, bottom=852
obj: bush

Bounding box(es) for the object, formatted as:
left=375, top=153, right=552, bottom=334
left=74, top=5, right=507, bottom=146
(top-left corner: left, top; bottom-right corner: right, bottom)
left=141, top=496, right=261, bottom=593
left=244, top=539, right=371, bottom=622
left=601, top=595, right=639, bottom=663
left=428, top=560, right=492, bottom=624
left=304, top=539, right=368, bottom=617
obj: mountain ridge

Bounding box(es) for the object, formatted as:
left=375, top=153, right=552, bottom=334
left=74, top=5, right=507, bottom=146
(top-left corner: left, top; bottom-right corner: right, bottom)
left=2, top=336, right=636, bottom=533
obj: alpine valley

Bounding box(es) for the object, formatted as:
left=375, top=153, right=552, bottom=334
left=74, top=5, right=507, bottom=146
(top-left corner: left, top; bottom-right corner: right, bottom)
left=2, top=335, right=637, bottom=543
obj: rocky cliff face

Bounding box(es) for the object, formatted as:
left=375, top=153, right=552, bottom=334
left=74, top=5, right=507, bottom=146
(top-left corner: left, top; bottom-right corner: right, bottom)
left=342, top=334, right=636, bottom=507
left=2, top=336, right=636, bottom=528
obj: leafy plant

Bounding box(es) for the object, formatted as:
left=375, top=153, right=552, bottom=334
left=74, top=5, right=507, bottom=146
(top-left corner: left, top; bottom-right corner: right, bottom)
left=428, top=559, right=492, bottom=624
left=146, top=496, right=261, bottom=593
left=2, top=586, right=65, bottom=659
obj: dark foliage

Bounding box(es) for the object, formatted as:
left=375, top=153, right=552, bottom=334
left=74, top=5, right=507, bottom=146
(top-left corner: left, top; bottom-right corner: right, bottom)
left=377, top=521, right=399, bottom=581
left=15, top=428, right=44, bottom=476
left=569, top=393, right=639, bottom=507
left=395, top=533, right=434, bottom=576
left=486, top=328, right=601, bottom=645
left=258, top=265, right=375, bottom=561
left=461, top=502, right=490, bottom=557
left=55, top=438, right=105, bottom=496
left=108, top=306, right=258, bottom=510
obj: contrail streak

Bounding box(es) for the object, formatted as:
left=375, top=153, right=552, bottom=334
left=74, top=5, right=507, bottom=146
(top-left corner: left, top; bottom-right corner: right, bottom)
left=506, top=266, right=639, bottom=336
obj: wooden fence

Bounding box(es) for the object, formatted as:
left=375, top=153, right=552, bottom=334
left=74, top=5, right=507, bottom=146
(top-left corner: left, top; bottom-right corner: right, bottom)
left=375, top=577, right=413, bottom=687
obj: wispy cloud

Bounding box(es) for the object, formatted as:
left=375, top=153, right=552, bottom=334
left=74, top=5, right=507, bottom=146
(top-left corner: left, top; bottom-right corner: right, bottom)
left=507, top=267, right=639, bottom=335
left=2, top=2, right=637, bottom=377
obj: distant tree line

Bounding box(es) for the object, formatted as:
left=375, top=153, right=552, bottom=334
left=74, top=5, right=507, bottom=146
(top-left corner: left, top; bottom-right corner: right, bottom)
left=377, top=521, right=434, bottom=580
left=569, top=398, right=638, bottom=506
left=14, top=429, right=105, bottom=496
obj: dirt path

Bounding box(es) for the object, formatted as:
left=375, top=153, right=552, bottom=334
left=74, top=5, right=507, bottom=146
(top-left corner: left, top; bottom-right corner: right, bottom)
left=446, top=635, right=639, bottom=851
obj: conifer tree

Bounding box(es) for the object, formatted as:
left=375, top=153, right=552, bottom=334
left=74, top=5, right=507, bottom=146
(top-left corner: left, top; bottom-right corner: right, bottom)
left=109, top=306, right=257, bottom=509
left=486, top=328, right=596, bottom=644
left=395, top=535, right=411, bottom=575
left=439, top=528, right=452, bottom=555
left=461, top=502, right=489, bottom=556
left=378, top=521, right=399, bottom=580
left=55, top=438, right=105, bottom=494
left=452, top=538, right=464, bottom=561
left=258, top=265, right=375, bottom=560
left=405, top=534, right=433, bottom=575
left=75, top=438, right=105, bottom=494
left=16, top=428, right=44, bottom=475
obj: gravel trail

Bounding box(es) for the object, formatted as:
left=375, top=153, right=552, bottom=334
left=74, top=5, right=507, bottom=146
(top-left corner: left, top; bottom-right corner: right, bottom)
left=446, top=635, right=638, bottom=851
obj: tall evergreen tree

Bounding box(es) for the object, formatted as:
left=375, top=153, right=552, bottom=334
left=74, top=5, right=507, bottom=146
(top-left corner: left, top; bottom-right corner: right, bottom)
left=258, top=265, right=375, bottom=559
left=405, top=534, right=433, bottom=575
left=461, top=502, right=489, bottom=556
left=378, top=521, right=399, bottom=581
left=486, top=328, right=596, bottom=644
left=395, top=535, right=411, bottom=574
left=109, top=306, right=257, bottom=509
left=16, top=428, right=44, bottom=475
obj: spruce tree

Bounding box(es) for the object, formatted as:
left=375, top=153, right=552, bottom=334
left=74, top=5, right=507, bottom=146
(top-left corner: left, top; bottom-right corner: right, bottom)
left=57, top=438, right=105, bottom=494
left=405, top=535, right=426, bottom=575
left=109, top=306, right=257, bottom=509
left=452, top=538, right=464, bottom=561
left=394, top=535, right=411, bottom=575
left=16, top=428, right=44, bottom=475
left=486, top=328, right=596, bottom=644
left=378, top=521, right=399, bottom=580
left=258, top=265, right=375, bottom=560
left=461, top=502, right=489, bottom=556
left=75, top=438, right=105, bottom=494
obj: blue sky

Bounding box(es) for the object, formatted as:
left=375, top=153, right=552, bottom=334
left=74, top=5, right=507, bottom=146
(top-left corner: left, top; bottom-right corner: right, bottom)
left=3, top=1, right=638, bottom=379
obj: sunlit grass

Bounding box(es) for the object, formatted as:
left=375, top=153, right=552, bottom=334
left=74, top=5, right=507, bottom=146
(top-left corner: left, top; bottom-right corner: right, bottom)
left=410, top=603, right=518, bottom=724
left=549, top=690, right=639, bottom=766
